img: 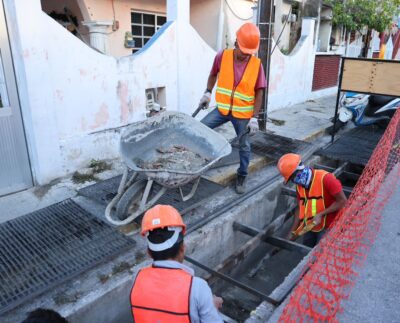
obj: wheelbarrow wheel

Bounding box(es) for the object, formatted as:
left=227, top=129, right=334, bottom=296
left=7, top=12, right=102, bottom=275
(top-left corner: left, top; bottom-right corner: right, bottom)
left=116, top=179, right=148, bottom=221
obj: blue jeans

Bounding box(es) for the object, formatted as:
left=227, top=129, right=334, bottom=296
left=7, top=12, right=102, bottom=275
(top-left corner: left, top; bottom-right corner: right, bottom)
left=201, top=108, right=250, bottom=176
left=302, top=230, right=326, bottom=247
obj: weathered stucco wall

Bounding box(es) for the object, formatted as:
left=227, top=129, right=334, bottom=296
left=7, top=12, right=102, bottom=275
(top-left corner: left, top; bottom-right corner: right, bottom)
left=268, top=19, right=320, bottom=111
left=7, top=0, right=332, bottom=185
left=8, top=0, right=214, bottom=184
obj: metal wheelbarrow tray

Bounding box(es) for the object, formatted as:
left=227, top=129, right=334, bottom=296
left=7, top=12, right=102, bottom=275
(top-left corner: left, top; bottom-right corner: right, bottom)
left=120, top=111, right=231, bottom=187
left=105, top=111, right=231, bottom=226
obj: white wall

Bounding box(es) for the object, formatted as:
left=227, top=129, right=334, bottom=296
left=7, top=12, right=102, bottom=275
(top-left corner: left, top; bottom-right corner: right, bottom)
left=190, top=0, right=221, bottom=50
left=7, top=0, right=214, bottom=184
left=273, top=0, right=292, bottom=51
left=223, top=0, right=254, bottom=48
left=7, top=0, right=327, bottom=185
left=268, top=18, right=318, bottom=111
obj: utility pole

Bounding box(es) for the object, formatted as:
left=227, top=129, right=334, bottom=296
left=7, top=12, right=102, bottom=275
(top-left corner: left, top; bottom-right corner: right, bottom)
left=257, top=0, right=274, bottom=131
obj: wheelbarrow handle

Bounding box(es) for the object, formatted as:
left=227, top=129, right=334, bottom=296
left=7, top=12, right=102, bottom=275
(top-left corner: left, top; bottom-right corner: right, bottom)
left=229, top=128, right=250, bottom=145
left=192, top=105, right=204, bottom=118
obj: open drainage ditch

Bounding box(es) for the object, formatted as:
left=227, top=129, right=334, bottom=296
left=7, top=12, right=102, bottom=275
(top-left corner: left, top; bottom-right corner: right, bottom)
left=184, top=156, right=363, bottom=322
left=0, top=153, right=365, bottom=323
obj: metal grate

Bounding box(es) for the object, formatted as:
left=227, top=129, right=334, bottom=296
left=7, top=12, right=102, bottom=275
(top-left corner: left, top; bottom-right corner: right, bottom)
left=0, top=199, right=135, bottom=315
left=78, top=175, right=224, bottom=215
left=249, top=132, right=311, bottom=161
left=317, top=126, right=385, bottom=166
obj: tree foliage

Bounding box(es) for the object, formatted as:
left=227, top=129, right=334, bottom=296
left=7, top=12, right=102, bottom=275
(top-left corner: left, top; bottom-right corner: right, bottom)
left=326, top=0, right=400, bottom=32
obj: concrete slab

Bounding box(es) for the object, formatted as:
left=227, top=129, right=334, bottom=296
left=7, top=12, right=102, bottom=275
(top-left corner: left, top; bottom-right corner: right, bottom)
left=267, top=95, right=336, bottom=141
left=338, top=178, right=400, bottom=322
left=0, top=159, right=126, bottom=223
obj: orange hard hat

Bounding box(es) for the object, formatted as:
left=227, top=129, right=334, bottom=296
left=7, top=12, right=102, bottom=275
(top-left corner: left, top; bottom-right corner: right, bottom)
left=141, top=204, right=186, bottom=236
left=236, top=23, right=260, bottom=55
left=277, top=153, right=301, bottom=183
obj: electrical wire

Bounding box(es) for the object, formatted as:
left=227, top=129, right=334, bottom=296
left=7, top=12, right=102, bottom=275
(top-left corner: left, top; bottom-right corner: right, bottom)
left=224, top=0, right=253, bottom=21
left=271, top=6, right=293, bottom=54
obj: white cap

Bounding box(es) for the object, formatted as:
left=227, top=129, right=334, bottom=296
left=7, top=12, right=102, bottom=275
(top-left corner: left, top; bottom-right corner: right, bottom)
left=146, top=226, right=182, bottom=252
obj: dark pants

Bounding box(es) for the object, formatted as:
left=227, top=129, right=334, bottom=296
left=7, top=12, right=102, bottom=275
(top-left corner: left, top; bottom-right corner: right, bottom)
left=201, top=108, right=250, bottom=176
left=302, top=230, right=326, bottom=248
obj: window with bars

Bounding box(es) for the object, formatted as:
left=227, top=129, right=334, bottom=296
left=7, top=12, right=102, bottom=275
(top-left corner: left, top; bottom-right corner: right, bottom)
left=131, top=11, right=167, bottom=53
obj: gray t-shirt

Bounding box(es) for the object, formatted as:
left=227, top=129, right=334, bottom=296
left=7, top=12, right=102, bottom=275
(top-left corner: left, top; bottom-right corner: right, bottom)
left=152, top=260, right=224, bottom=323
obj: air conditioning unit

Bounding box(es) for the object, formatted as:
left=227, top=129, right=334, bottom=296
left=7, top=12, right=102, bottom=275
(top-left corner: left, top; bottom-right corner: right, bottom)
left=282, top=14, right=297, bottom=23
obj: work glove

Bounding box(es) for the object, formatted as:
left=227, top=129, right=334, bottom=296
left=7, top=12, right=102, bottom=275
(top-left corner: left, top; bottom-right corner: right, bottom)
left=199, top=92, right=211, bottom=109
left=248, top=117, right=259, bottom=135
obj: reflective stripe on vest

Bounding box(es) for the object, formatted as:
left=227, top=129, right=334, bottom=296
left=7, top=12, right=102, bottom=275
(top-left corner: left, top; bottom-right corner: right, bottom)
left=130, top=266, right=193, bottom=323
left=215, top=49, right=261, bottom=119
left=296, top=170, right=328, bottom=232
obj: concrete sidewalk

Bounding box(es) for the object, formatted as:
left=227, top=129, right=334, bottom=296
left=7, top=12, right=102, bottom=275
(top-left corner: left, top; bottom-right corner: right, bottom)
left=338, top=175, right=400, bottom=322
left=266, top=95, right=336, bottom=141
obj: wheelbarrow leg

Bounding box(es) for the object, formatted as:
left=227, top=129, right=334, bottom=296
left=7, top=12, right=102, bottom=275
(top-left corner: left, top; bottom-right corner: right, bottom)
left=179, top=177, right=201, bottom=202
left=140, top=179, right=168, bottom=210
left=105, top=167, right=138, bottom=225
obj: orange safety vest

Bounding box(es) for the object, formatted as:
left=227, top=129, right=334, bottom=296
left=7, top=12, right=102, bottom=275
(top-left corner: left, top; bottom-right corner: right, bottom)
left=130, top=266, right=193, bottom=323
left=215, top=49, right=261, bottom=119
left=294, top=170, right=329, bottom=235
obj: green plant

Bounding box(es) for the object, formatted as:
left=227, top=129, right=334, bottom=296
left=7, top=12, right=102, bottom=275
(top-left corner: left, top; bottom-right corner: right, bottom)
left=89, top=159, right=112, bottom=173
left=326, top=0, right=400, bottom=32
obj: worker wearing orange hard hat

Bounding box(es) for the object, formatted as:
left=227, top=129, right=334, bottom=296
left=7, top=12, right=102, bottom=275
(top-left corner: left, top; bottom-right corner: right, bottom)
left=199, top=23, right=266, bottom=194
left=130, top=205, right=223, bottom=323
left=277, top=154, right=347, bottom=246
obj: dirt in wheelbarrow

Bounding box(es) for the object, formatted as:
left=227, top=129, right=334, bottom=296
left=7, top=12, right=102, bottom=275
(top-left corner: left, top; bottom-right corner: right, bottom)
left=134, top=145, right=211, bottom=172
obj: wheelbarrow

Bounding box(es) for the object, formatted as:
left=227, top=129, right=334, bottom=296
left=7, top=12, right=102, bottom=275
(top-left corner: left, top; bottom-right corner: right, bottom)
left=105, top=110, right=232, bottom=226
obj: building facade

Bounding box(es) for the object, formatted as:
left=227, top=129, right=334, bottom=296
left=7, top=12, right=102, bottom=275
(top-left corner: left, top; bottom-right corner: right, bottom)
left=0, top=0, right=342, bottom=195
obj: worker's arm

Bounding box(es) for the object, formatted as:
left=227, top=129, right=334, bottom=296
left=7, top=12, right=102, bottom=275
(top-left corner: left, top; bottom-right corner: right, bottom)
left=207, top=74, right=218, bottom=92
left=199, top=74, right=218, bottom=109
left=288, top=208, right=301, bottom=241
left=313, top=190, right=347, bottom=225
left=192, top=277, right=224, bottom=323
left=253, top=88, right=264, bottom=118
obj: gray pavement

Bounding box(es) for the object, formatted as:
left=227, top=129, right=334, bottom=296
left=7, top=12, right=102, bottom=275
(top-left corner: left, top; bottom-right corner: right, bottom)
left=267, top=96, right=336, bottom=141
left=338, top=172, right=400, bottom=322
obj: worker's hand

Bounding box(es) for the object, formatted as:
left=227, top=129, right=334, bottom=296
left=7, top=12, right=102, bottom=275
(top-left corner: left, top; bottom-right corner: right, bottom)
left=213, top=295, right=223, bottom=309
left=247, top=117, right=259, bottom=135
left=199, top=92, right=211, bottom=109
left=313, top=214, right=323, bottom=226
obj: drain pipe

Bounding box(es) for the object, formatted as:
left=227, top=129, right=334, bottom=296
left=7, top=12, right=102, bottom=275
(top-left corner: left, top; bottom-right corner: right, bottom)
left=257, top=0, right=274, bottom=131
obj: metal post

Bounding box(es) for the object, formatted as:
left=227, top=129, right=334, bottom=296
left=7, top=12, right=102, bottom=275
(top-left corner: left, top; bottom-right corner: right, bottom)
left=184, top=256, right=279, bottom=305
left=257, top=0, right=274, bottom=131
left=331, top=57, right=346, bottom=143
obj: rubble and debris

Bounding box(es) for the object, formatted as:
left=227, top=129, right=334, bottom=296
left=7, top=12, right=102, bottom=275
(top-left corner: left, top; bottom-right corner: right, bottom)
left=134, top=145, right=211, bottom=171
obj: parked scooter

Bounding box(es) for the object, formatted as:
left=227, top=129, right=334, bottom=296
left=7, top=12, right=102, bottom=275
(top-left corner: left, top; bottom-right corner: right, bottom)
left=330, top=92, right=400, bottom=134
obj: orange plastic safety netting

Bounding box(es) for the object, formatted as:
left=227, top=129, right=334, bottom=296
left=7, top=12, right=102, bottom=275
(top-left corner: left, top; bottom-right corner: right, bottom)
left=279, top=109, right=400, bottom=322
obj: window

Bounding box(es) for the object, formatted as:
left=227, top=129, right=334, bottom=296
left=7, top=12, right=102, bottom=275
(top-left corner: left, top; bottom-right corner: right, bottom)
left=131, top=11, right=167, bottom=53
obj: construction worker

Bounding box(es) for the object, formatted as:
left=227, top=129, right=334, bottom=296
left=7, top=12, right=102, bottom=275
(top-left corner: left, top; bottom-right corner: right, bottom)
left=198, top=22, right=266, bottom=194
left=277, top=153, right=347, bottom=247
left=130, top=204, right=224, bottom=322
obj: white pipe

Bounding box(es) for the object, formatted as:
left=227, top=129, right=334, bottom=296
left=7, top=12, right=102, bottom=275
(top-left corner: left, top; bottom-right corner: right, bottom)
left=216, top=0, right=225, bottom=51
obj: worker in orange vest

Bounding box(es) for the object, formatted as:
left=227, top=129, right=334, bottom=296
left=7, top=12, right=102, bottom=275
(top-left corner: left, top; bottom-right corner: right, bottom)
left=130, top=204, right=224, bottom=322
left=277, top=154, right=347, bottom=246
left=198, top=23, right=266, bottom=194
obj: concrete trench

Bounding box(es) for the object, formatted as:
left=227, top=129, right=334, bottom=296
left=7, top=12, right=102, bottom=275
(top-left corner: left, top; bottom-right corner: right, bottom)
left=2, top=162, right=292, bottom=322
left=2, top=148, right=364, bottom=322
